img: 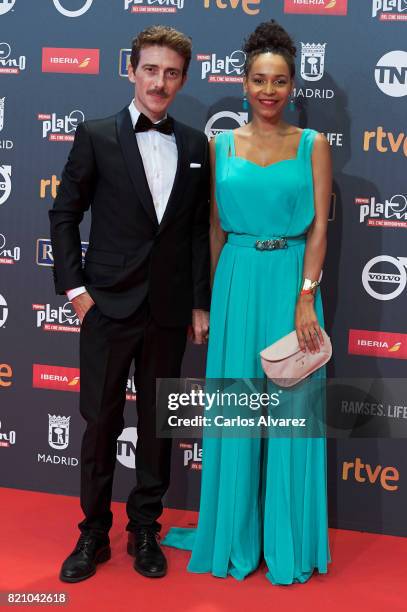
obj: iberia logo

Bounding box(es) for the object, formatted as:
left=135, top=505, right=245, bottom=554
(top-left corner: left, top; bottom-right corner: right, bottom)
left=33, top=364, right=80, bottom=392
left=348, top=329, right=407, bottom=359
left=284, top=0, right=348, bottom=15
left=32, top=364, right=137, bottom=400
left=42, top=48, right=100, bottom=74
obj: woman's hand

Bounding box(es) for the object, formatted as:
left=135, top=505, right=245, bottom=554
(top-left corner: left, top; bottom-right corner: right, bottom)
left=295, top=294, right=324, bottom=353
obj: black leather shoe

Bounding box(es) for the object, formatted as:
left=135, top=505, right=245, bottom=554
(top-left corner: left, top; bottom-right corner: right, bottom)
left=127, top=529, right=167, bottom=578
left=59, top=534, right=111, bottom=583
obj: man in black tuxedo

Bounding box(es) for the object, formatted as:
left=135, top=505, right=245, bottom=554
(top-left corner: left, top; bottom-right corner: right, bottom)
left=49, top=26, right=210, bottom=582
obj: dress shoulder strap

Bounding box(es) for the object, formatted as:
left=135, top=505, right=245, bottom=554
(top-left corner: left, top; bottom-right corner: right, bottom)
left=297, top=128, right=319, bottom=160
left=215, top=130, right=236, bottom=154
left=215, top=130, right=236, bottom=175
left=228, top=130, right=236, bottom=156
left=215, top=131, right=231, bottom=160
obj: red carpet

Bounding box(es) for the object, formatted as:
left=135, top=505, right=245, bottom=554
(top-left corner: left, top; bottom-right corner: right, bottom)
left=1, top=487, right=406, bottom=612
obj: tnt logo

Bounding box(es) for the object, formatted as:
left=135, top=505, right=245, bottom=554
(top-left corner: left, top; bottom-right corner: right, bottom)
left=117, top=427, right=138, bottom=469
left=375, top=51, right=407, bottom=97
left=0, top=1, right=16, bottom=16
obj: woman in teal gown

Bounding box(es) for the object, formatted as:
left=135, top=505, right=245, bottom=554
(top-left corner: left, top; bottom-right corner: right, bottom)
left=163, top=20, right=332, bottom=585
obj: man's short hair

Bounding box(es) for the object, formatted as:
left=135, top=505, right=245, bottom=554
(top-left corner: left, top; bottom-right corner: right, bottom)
left=130, top=25, right=192, bottom=76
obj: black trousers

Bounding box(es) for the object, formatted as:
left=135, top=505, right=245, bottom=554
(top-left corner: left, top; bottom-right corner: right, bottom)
left=78, top=302, right=187, bottom=536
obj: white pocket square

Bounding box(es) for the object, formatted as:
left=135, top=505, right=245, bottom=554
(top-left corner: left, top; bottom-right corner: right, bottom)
left=190, top=163, right=201, bottom=168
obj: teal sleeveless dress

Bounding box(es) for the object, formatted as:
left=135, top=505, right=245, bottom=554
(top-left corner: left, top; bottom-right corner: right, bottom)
left=162, top=128, right=330, bottom=585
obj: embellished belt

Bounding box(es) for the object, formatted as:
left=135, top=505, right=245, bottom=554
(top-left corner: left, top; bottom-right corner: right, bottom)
left=227, top=233, right=306, bottom=250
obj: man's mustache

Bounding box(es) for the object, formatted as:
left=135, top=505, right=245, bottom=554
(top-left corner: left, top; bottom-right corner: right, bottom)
left=147, top=89, right=169, bottom=98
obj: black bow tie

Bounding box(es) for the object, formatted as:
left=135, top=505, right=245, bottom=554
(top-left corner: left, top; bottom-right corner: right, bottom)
left=134, top=113, right=174, bottom=136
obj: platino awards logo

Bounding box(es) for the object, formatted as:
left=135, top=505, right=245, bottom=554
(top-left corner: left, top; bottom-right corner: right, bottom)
left=356, top=194, right=407, bottom=228
left=124, top=0, right=184, bottom=13
left=0, top=42, right=26, bottom=74
left=0, top=233, right=20, bottom=264
left=198, top=49, right=246, bottom=83
left=372, top=0, right=407, bottom=21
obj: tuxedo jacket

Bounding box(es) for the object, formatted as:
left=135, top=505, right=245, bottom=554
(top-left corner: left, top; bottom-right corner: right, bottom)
left=49, top=107, right=211, bottom=326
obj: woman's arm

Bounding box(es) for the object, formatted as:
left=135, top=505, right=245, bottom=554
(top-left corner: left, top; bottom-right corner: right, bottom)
left=295, top=133, right=332, bottom=353
left=209, top=137, right=226, bottom=287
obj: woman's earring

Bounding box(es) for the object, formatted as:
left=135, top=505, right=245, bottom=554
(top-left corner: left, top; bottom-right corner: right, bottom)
left=288, top=95, right=296, bottom=112
left=242, top=94, right=249, bottom=111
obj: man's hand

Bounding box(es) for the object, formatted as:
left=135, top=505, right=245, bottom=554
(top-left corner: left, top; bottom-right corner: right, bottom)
left=188, top=309, right=209, bottom=345
left=72, top=291, right=95, bottom=323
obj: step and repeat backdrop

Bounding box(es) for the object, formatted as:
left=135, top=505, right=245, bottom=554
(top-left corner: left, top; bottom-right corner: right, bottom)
left=1, top=0, right=406, bottom=536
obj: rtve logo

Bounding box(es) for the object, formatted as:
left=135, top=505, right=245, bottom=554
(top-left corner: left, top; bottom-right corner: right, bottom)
left=40, top=175, right=60, bottom=199
left=203, top=0, right=261, bottom=15
left=0, top=363, right=12, bottom=387
left=342, top=457, right=399, bottom=491
left=363, top=127, right=407, bottom=157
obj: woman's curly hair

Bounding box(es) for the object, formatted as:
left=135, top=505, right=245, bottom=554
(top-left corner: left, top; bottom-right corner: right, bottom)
left=243, top=20, right=297, bottom=78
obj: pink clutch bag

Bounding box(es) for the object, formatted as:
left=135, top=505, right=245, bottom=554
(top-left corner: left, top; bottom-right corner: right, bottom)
left=259, top=329, right=332, bottom=388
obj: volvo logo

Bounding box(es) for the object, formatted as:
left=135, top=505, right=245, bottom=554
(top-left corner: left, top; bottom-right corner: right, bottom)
left=52, top=0, right=93, bottom=17
left=362, top=255, right=407, bottom=301
left=0, top=293, right=8, bottom=328
left=0, top=165, right=11, bottom=205
left=205, top=111, right=248, bottom=140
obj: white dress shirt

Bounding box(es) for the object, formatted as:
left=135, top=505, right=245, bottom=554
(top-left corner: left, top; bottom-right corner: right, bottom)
left=66, top=100, right=178, bottom=302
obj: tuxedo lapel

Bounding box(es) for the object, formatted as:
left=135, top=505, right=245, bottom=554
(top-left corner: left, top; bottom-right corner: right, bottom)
left=157, top=119, right=189, bottom=234
left=116, top=107, right=158, bottom=227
